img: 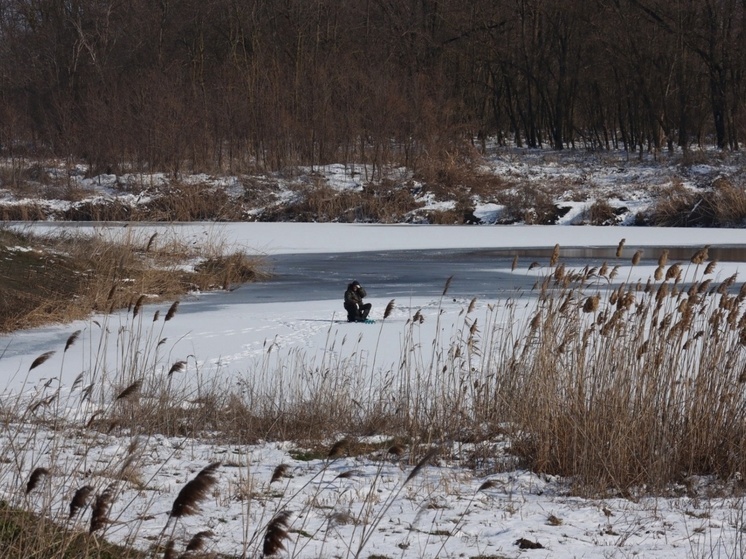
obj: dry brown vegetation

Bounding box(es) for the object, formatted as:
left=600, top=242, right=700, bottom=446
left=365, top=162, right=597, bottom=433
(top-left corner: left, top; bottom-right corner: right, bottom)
left=0, top=503, right=146, bottom=559
left=0, top=227, right=265, bottom=332
left=19, top=243, right=741, bottom=496
left=3, top=148, right=746, bottom=227
left=647, top=177, right=746, bottom=227
left=3, top=242, right=746, bottom=556
left=261, top=181, right=422, bottom=223
left=494, top=185, right=563, bottom=225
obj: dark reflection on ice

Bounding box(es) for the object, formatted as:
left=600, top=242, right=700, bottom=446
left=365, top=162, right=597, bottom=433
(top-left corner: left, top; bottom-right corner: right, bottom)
left=210, top=245, right=746, bottom=307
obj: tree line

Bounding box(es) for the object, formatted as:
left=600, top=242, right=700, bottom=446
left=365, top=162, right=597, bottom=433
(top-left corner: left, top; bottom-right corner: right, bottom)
left=0, top=0, right=743, bottom=175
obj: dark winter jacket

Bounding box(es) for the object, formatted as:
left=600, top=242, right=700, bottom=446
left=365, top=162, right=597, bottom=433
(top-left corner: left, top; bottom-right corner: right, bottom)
left=344, top=283, right=367, bottom=307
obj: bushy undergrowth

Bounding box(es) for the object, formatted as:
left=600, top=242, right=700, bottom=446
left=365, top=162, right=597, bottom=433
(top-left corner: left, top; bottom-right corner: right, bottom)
left=0, top=227, right=265, bottom=332
left=494, top=185, right=563, bottom=224
left=4, top=152, right=746, bottom=226
left=261, top=181, right=422, bottom=223
left=0, top=503, right=144, bottom=559
left=647, top=178, right=746, bottom=227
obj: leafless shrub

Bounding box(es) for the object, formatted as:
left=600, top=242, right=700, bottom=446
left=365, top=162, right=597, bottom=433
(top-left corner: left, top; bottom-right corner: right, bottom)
left=646, top=183, right=697, bottom=226
left=144, top=183, right=244, bottom=221
left=0, top=203, right=49, bottom=221
left=648, top=178, right=746, bottom=227
left=495, top=185, right=561, bottom=224
left=261, top=182, right=420, bottom=223
left=584, top=198, right=619, bottom=225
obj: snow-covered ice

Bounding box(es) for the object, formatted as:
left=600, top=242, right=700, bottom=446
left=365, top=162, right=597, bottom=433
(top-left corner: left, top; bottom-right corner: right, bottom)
left=3, top=222, right=746, bottom=557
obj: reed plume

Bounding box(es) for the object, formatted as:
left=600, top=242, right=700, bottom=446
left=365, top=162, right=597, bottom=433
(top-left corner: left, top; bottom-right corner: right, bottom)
left=582, top=295, right=600, bottom=313
left=553, top=263, right=566, bottom=283
left=511, top=255, right=518, bottom=271
left=25, top=467, right=49, bottom=494
left=387, top=444, right=405, bottom=457
left=383, top=299, right=395, bottom=319
left=631, top=250, right=642, bottom=266
left=29, top=351, right=55, bottom=371
left=658, top=249, right=669, bottom=267
left=132, top=294, right=146, bottom=318
left=270, top=464, right=290, bottom=484
left=185, top=530, right=213, bottom=552
left=442, top=275, right=453, bottom=296
left=163, top=540, right=176, bottom=559
left=550, top=244, right=560, bottom=267
left=691, top=245, right=709, bottom=265
left=328, top=438, right=351, bottom=459
left=71, top=372, right=84, bottom=392
left=615, top=238, right=625, bottom=258
left=85, top=409, right=102, bottom=427
left=69, top=485, right=94, bottom=518
left=169, top=462, right=221, bottom=519
left=665, top=263, right=681, bottom=282
left=478, top=479, right=498, bottom=492
left=263, top=510, right=292, bottom=557
left=167, top=360, right=187, bottom=377
left=165, top=301, right=180, bottom=321
left=145, top=232, right=158, bottom=252
left=90, top=484, right=116, bottom=533
left=405, top=447, right=440, bottom=485
left=115, top=379, right=142, bottom=401
left=64, top=330, right=81, bottom=352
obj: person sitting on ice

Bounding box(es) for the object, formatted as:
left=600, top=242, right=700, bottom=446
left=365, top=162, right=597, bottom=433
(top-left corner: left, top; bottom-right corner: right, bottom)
left=344, top=280, right=372, bottom=322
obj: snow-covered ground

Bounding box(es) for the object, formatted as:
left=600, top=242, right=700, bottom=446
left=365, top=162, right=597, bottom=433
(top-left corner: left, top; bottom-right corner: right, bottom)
left=3, top=222, right=746, bottom=558
left=2, top=147, right=745, bottom=225
left=8, top=419, right=745, bottom=559
left=3, top=144, right=746, bottom=559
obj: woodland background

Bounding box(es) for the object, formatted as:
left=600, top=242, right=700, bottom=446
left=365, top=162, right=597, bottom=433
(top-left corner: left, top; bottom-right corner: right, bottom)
left=0, top=0, right=744, bottom=176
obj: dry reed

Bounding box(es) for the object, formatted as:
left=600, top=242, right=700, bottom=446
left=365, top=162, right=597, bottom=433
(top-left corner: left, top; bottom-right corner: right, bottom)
left=29, top=351, right=55, bottom=372
left=69, top=485, right=94, bottom=519
left=263, top=510, right=292, bottom=557
left=25, top=467, right=49, bottom=494
left=90, top=484, right=116, bottom=533
left=169, top=463, right=221, bottom=520
left=270, top=464, right=290, bottom=484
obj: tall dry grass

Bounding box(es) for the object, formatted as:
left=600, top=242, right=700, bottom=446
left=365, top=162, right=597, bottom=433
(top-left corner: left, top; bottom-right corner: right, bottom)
left=0, top=226, right=266, bottom=332
left=183, top=244, right=746, bottom=495
left=3, top=242, right=746, bottom=557
left=648, top=178, right=746, bottom=227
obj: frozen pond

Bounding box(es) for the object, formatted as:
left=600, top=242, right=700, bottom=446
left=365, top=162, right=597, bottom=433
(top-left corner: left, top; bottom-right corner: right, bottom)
left=213, top=244, right=746, bottom=306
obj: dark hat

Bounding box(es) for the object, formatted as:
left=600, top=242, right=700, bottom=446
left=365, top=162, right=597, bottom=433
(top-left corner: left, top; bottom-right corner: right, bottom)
left=351, top=280, right=361, bottom=286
